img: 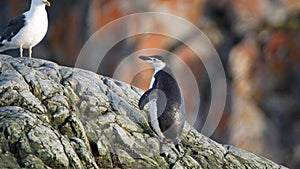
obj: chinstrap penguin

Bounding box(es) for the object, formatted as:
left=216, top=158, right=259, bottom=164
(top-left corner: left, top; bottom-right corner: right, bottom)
left=138, top=55, right=186, bottom=155
left=0, top=0, right=50, bottom=58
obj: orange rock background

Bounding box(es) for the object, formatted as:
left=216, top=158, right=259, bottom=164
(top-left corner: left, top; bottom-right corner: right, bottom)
left=1, top=0, right=300, bottom=168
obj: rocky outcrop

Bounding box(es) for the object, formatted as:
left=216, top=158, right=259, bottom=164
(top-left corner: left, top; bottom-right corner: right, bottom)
left=0, top=55, right=287, bottom=169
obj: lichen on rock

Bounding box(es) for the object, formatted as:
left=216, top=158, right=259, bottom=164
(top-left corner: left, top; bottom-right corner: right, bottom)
left=0, top=55, right=288, bottom=169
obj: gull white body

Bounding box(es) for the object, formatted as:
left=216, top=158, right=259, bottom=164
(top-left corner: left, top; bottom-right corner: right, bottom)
left=0, top=0, right=50, bottom=58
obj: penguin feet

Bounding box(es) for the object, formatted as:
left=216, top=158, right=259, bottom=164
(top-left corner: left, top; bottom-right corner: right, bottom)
left=156, top=137, right=173, bottom=144
left=159, top=140, right=185, bottom=159
left=163, top=138, right=173, bottom=144
left=174, top=144, right=185, bottom=157
left=160, top=144, right=177, bottom=163
left=155, top=136, right=166, bottom=143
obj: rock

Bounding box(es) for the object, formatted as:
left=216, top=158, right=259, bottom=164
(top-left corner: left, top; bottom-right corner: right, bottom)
left=0, top=55, right=287, bottom=168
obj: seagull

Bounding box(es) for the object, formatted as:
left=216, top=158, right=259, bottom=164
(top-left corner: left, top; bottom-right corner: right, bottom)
left=0, top=0, right=51, bottom=58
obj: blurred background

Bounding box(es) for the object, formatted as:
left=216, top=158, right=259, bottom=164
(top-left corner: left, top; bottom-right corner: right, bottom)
left=1, top=0, right=300, bottom=168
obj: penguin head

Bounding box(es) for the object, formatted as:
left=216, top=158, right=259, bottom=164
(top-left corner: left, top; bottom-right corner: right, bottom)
left=139, top=55, right=166, bottom=71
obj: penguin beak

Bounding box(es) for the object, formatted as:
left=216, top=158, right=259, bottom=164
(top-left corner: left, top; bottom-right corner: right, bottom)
left=44, top=0, right=51, bottom=6
left=139, top=56, right=152, bottom=62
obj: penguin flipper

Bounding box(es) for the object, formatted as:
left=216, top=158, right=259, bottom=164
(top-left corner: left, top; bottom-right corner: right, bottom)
left=138, top=88, right=158, bottom=110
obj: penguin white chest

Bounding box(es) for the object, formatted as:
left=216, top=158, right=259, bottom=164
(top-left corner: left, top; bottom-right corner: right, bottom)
left=149, top=100, right=165, bottom=139
left=148, top=75, right=165, bottom=139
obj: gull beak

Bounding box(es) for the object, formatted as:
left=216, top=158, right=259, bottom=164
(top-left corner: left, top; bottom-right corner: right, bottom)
left=44, top=0, right=51, bottom=6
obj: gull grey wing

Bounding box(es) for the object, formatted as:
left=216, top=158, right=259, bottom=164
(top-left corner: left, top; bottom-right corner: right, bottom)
left=138, top=88, right=158, bottom=110
left=0, top=14, right=26, bottom=43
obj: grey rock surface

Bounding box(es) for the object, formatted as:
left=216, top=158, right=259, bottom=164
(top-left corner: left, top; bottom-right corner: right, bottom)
left=0, top=55, right=287, bottom=169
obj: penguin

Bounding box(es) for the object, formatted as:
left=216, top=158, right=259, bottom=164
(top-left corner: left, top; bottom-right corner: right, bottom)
left=138, top=55, right=185, bottom=153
